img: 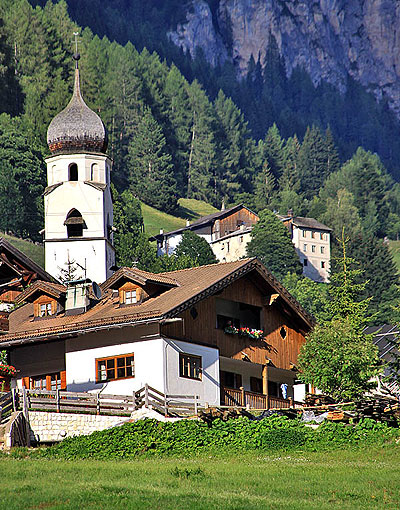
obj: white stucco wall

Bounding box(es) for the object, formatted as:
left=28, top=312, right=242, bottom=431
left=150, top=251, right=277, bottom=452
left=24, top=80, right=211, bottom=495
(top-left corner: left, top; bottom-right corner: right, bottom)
left=292, top=226, right=331, bottom=283
left=157, top=232, right=212, bottom=256
left=65, top=331, right=165, bottom=395
left=211, top=230, right=252, bottom=263
left=45, top=238, right=114, bottom=283
left=65, top=328, right=220, bottom=405
left=164, top=338, right=220, bottom=406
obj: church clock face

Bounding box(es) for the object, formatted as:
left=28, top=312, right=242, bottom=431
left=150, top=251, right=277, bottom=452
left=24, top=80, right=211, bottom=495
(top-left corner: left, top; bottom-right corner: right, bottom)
left=44, top=47, right=115, bottom=284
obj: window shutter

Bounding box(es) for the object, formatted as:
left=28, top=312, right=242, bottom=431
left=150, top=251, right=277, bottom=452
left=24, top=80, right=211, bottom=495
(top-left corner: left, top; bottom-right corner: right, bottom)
left=22, top=377, right=30, bottom=389
left=60, top=370, right=67, bottom=389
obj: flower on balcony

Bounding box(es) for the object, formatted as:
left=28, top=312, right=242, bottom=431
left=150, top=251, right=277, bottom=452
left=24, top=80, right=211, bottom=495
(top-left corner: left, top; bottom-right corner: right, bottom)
left=224, top=325, right=239, bottom=335
left=239, top=327, right=265, bottom=339
left=224, top=325, right=265, bottom=340
left=0, top=363, right=17, bottom=376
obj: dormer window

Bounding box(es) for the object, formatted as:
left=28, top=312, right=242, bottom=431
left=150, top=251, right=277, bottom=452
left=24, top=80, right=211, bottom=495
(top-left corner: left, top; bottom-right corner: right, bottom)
left=125, top=289, right=137, bottom=304
left=34, top=297, right=57, bottom=318
left=40, top=303, right=52, bottom=317
left=119, top=282, right=142, bottom=305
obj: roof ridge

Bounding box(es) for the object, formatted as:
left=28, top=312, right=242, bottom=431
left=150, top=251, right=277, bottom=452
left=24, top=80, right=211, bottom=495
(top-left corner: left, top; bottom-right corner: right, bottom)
left=157, top=257, right=255, bottom=276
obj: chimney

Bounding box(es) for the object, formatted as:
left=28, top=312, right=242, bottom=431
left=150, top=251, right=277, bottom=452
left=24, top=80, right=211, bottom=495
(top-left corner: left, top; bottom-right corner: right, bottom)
left=65, top=280, right=91, bottom=316
left=159, top=228, right=164, bottom=235
left=186, top=220, right=190, bottom=226
left=287, top=208, right=293, bottom=219
left=221, top=199, right=225, bottom=211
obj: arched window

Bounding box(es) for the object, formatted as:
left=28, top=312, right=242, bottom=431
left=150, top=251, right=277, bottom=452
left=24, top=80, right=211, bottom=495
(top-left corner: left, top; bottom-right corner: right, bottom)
left=69, top=163, right=78, bottom=181
left=90, top=163, right=99, bottom=181
left=64, top=209, right=86, bottom=238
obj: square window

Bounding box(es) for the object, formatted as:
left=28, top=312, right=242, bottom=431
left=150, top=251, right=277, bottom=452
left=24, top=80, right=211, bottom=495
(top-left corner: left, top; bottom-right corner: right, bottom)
left=39, top=302, right=53, bottom=317
left=125, top=289, right=137, bottom=304
left=311, top=245, right=316, bottom=253
left=96, top=354, right=135, bottom=382
left=179, top=353, right=202, bottom=380
left=302, top=230, right=307, bottom=238
left=321, top=261, right=326, bottom=269
left=303, top=244, right=307, bottom=251
left=321, top=246, right=325, bottom=254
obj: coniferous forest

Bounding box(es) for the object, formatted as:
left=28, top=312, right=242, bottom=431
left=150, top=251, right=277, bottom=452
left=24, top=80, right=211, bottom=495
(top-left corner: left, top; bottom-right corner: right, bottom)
left=1, top=0, right=400, bottom=324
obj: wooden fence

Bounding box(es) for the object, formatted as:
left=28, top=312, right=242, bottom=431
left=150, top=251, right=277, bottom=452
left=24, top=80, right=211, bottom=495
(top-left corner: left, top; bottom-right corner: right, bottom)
left=0, top=391, right=15, bottom=423
left=221, top=387, right=301, bottom=409
left=14, top=384, right=200, bottom=418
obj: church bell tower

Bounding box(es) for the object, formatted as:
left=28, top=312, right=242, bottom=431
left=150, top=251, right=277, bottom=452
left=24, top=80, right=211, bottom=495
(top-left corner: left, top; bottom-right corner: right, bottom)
left=44, top=44, right=115, bottom=283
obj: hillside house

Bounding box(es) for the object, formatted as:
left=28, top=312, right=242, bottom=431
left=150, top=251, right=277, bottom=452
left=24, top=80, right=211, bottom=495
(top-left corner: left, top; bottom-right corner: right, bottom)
left=151, top=205, right=259, bottom=262
left=1, top=258, right=314, bottom=407
left=280, top=212, right=332, bottom=283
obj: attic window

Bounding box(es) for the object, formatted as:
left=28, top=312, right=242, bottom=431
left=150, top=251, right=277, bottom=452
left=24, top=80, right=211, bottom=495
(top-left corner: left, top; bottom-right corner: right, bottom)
left=34, top=297, right=57, bottom=318
left=119, top=282, right=142, bottom=305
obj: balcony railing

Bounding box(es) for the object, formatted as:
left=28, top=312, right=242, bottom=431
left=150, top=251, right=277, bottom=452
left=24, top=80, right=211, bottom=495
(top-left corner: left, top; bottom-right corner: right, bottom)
left=221, top=386, right=301, bottom=409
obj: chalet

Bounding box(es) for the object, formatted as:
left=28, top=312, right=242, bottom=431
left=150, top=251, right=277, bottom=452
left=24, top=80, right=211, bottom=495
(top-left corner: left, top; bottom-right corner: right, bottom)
left=151, top=205, right=259, bottom=262
left=0, top=238, right=54, bottom=314
left=1, top=258, right=314, bottom=407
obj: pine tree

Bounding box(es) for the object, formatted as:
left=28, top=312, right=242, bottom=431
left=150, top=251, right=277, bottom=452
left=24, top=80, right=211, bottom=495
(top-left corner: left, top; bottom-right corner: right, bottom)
left=297, top=125, right=328, bottom=200
left=246, top=209, right=302, bottom=281
left=128, top=108, right=177, bottom=213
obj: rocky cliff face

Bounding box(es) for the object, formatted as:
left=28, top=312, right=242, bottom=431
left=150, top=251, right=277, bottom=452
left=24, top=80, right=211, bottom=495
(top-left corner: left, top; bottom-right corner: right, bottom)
left=168, top=0, right=400, bottom=116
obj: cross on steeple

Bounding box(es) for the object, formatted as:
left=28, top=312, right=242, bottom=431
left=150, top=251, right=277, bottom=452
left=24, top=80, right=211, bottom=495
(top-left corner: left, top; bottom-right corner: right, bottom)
left=73, top=31, right=80, bottom=68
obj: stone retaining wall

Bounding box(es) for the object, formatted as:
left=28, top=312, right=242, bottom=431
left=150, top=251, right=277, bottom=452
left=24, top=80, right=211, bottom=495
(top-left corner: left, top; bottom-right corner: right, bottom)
left=28, top=411, right=128, bottom=443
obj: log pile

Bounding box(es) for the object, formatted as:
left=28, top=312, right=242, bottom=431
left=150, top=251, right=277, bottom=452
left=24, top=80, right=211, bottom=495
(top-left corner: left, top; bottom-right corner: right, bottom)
left=304, top=394, right=336, bottom=406
left=354, top=397, right=399, bottom=426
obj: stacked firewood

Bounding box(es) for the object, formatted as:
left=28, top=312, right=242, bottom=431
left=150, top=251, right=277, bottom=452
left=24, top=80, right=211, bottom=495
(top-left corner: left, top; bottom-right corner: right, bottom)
left=304, top=394, right=336, bottom=406
left=354, top=397, right=399, bottom=426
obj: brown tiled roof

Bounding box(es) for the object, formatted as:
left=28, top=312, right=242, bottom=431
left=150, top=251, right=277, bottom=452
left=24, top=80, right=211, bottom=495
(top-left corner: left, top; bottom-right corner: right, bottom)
left=101, top=267, right=178, bottom=290
left=1, top=258, right=314, bottom=346
left=15, top=281, right=67, bottom=304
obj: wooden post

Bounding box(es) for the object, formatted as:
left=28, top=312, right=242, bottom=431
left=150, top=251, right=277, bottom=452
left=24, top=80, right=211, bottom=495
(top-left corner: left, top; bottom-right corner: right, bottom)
left=262, top=363, right=269, bottom=409
left=164, top=392, right=168, bottom=418
left=144, top=383, right=149, bottom=408
left=11, top=388, right=16, bottom=412
left=22, top=387, right=29, bottom=420
left=56, top=389, right=60, bottom=413
left=289, top=397, right=293, bottom=408
left=240, top=386, right=245, bottom=407
left=96, top=393, right=100, bottom=415
left=194, top=395, right=198, bottom=415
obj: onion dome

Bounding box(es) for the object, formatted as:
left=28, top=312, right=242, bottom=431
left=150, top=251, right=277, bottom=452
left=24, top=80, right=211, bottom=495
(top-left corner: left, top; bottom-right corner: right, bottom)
left=47, top=55, right=108, bottom=155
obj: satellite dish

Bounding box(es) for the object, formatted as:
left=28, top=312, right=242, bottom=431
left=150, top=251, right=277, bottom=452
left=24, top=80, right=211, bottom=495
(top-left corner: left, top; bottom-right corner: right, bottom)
left=92, top=282, right=102, bottom=300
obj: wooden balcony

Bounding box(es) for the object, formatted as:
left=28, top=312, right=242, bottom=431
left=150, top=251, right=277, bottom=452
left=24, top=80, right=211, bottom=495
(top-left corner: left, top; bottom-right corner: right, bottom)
left=221, top=386, right=299, bottom=410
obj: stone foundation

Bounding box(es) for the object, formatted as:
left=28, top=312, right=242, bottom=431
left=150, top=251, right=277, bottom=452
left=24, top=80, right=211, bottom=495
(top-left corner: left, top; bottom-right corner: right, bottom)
left=28, top=411, right=128, bottom=443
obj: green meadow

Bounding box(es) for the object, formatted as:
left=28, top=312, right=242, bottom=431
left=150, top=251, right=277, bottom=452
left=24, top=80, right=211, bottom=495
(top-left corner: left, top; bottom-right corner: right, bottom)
left=1, top=447, right=399, bottom=510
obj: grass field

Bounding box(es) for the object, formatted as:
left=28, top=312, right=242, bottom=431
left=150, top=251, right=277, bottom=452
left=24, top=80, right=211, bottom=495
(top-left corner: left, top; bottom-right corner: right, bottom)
left=142, top=199, right=218, bottom=238
left=1, top=447, right=399, bottom=510
left=0, top=232, right=44, bottom=267
left=388, top=240, right=400, bottom=274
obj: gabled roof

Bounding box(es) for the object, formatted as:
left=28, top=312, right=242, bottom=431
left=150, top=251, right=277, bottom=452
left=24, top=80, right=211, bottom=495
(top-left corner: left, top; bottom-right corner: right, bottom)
left=0, top=238, right=55, bottom=283
left=290, top=217, right=332, bottom=232
left=150, top=204, right=257, bottom=240
left=0, top=258, right=315, bottom=347
left=101, top=267, right=179, bottom=290
left=15, top=281, right=67, bottom=304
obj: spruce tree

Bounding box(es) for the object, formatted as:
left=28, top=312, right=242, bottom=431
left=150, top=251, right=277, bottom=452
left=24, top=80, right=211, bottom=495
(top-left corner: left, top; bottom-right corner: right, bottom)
left=128, top=108, right=177, bottom=213
left=246, top=209, right=302, bottom=281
